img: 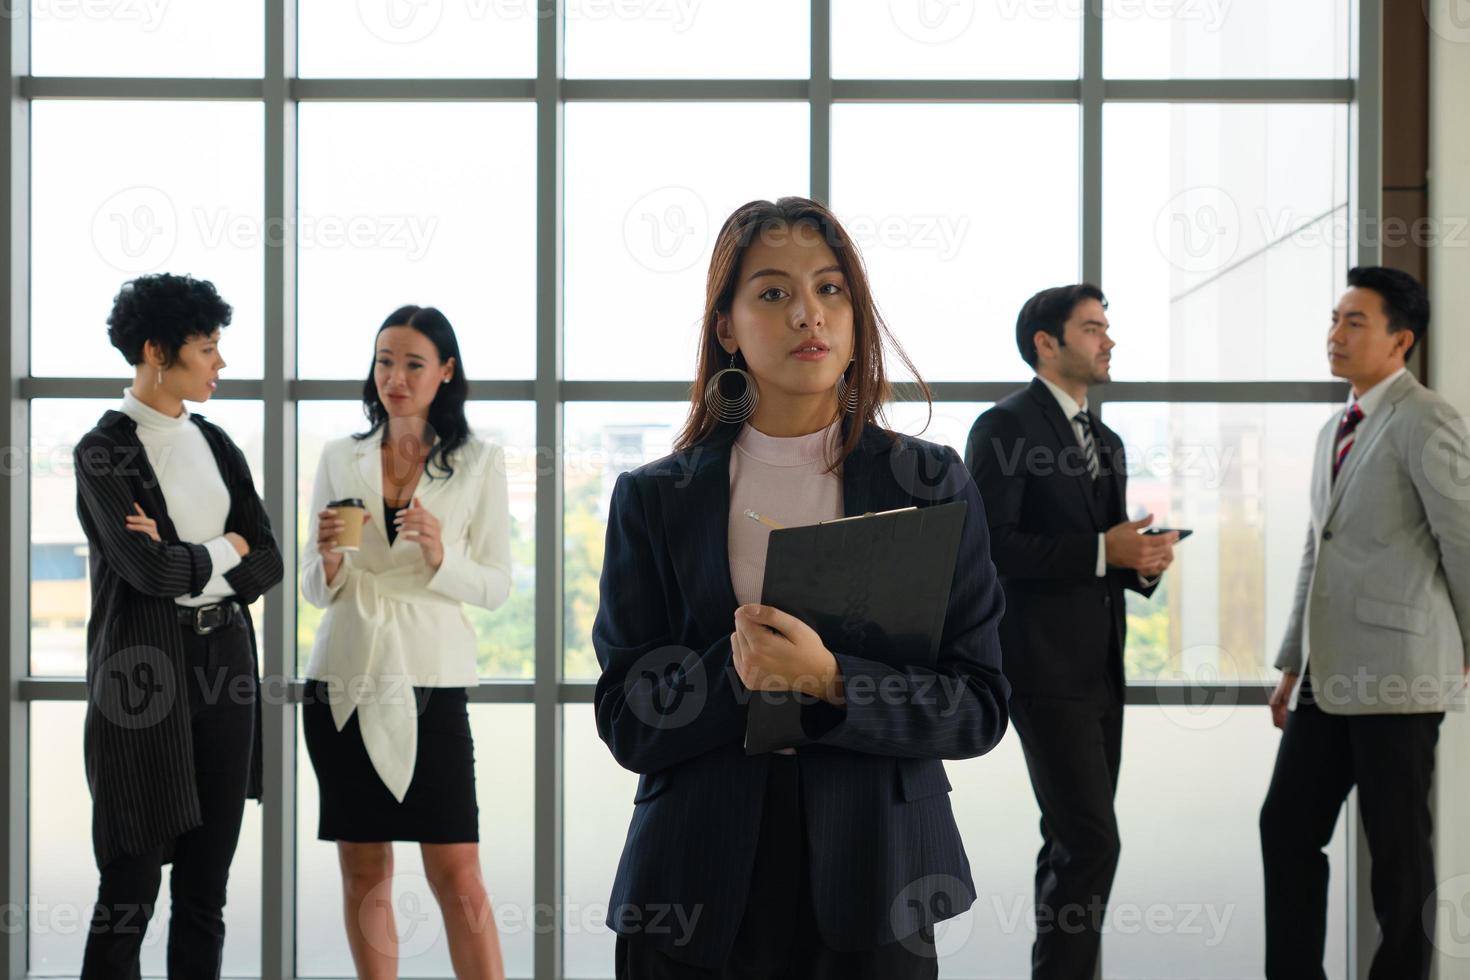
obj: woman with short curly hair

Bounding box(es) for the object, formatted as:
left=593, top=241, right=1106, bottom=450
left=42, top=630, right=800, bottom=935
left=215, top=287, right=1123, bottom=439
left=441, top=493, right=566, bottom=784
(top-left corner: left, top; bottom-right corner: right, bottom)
left=77, top=272, right=283, bottom=979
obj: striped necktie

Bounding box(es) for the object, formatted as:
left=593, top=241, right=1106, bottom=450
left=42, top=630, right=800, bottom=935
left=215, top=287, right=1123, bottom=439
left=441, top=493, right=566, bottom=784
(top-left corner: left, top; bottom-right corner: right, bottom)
left=1074, top=411, right=1101, bottom=481
left=1332, top=402, right=1365, bottom=482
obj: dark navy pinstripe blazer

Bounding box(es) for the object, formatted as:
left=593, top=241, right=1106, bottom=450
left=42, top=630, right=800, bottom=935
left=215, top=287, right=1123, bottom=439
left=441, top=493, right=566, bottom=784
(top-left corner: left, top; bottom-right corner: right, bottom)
left=74, top=409, right=283, bottom=869
left=592, top=418, right=1010, bottom=967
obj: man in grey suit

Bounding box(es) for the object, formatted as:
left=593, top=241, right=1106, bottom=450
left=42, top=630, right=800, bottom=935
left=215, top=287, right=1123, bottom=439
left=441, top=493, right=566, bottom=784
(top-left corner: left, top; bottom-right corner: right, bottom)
left=1260, top=266, right=1470, bottom=980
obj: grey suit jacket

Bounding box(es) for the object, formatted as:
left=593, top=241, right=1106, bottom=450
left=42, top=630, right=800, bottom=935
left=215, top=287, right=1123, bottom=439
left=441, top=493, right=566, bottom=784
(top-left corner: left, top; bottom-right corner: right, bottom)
left=1276, top=371, right=1470, bottom=714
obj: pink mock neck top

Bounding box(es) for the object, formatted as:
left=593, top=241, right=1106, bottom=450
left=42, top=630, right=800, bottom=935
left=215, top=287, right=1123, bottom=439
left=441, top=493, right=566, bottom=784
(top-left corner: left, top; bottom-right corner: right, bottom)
left=727, top=418, right=845, bottom=607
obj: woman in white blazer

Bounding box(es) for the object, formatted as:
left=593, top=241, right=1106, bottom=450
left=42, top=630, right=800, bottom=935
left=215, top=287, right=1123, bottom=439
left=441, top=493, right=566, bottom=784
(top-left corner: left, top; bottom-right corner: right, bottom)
left=301, top=305, right=511, bottom=980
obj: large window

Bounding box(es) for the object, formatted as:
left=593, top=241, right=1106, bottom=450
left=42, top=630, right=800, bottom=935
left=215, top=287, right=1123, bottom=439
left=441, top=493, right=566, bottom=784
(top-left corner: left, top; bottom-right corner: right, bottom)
left=7, top=2, right=1365, bottom=978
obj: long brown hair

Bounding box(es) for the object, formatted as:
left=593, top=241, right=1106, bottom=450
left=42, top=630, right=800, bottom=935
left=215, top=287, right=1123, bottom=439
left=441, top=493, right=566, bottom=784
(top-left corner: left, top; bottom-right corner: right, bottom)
left=673, top=197, right=932, bottom=471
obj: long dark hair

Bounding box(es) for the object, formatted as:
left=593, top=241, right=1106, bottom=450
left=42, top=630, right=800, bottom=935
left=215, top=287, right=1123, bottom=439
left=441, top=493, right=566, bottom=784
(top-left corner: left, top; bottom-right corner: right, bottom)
left=673, top=197, right=931, bottom=471
left=354, top=305, right=471, bottom=480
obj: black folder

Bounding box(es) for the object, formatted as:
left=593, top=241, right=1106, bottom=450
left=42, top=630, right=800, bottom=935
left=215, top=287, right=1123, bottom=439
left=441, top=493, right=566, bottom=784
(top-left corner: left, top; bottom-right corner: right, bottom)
left=743, top=499, right=968, bottom=755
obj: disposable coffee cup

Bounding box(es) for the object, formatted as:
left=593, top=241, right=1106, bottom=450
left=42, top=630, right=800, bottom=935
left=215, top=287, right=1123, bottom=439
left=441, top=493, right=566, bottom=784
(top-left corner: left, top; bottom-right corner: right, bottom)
left=328, top=497, right=367, bottom=552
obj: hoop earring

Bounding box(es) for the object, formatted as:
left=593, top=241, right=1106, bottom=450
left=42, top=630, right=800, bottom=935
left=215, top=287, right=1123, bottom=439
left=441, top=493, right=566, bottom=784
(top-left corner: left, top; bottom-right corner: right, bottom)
left=835, top=360, right=860, bottom=414
left=703, top=351, right=759, bottom=424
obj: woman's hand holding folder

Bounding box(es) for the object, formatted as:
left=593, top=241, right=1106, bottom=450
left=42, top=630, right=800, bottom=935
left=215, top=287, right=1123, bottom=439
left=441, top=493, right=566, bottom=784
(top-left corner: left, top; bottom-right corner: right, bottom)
left=731, top=603, right=846, bottom=706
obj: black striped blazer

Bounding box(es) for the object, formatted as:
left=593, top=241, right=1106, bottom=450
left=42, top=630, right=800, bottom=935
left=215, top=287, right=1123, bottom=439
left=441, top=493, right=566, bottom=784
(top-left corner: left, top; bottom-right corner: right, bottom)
left=592, top=418, right=1010, bottom=967
left=74, top=409, right=283, bottom=868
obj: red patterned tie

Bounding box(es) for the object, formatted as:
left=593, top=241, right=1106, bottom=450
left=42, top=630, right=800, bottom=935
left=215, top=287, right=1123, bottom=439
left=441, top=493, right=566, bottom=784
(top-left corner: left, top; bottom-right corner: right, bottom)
left=1332, top=402, right=1365, bottom=482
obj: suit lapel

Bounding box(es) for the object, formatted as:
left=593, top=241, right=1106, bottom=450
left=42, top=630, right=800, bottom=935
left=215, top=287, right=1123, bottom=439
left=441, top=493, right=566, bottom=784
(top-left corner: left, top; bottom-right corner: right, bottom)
left=659, top=426, right=742, bottom=639
left=1323, top=373, right=1414, bottom=525
left=352, top=435, right=391, bottom=546
left=1027, top=379, right=1100, bottom=527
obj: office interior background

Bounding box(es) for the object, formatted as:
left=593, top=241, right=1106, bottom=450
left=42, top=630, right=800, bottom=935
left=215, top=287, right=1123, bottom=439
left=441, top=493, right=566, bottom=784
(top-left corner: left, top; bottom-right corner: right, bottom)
left=2, top=0, right=1469, bottom=977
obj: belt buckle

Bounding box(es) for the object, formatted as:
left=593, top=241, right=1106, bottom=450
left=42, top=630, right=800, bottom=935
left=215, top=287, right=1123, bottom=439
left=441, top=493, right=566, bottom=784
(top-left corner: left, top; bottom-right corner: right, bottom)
left=193, top=603, right=225, bottom=635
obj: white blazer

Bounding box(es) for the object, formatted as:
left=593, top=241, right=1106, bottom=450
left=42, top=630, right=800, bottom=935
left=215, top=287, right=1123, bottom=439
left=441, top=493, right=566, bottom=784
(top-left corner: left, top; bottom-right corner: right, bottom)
left=301, top=429, right=512, bottom=799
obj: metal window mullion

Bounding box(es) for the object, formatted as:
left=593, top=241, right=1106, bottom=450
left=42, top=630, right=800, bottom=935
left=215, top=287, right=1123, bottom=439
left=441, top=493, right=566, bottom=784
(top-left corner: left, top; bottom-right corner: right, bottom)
left=809, top=0, right=831, bottom=205
left=261, top=0, right=298, bottom=977
left=534, top=3, right=567, bottom=978
left=1080, top=0, right=1103, bottom=286
left=1, top=1, right=30, bottom=975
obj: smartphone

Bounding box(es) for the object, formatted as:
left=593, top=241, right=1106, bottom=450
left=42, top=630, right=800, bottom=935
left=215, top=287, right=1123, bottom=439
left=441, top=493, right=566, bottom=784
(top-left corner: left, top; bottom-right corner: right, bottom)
left=1142, top=527, right=1192, bottom=540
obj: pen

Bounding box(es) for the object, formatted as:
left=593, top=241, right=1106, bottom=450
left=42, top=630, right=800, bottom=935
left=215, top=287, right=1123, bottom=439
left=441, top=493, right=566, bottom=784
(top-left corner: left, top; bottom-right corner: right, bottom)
left=744, top=509, right=786, bottom=531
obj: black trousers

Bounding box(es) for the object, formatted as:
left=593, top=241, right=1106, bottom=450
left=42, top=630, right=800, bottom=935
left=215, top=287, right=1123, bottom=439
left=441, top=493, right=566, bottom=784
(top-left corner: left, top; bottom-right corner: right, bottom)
left=615, top=755, right=939, bottom=980
left=81, top=610, right=256, bottom=980
left=1259, top=673, right=1443, bottom=980
left=1008, top=688, right=1124, bottom=980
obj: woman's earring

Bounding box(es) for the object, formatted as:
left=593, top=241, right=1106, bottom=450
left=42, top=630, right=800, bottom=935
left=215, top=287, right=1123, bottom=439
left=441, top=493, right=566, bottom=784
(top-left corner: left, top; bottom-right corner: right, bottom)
left=835, top=358, right=860, bottom=414
left=703, top=350, right=759, bottom=424
left=156, top=369, right=164, bottom=388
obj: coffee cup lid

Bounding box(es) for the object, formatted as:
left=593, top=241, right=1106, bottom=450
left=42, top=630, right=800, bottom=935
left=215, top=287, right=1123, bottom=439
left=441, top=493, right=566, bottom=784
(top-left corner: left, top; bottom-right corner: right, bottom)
left=328, top=497, right=366, bottom=509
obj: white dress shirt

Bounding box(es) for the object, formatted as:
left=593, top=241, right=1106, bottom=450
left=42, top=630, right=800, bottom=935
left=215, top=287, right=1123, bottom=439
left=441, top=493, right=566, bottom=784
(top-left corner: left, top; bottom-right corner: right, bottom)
left=1035, top=375, right=1159, bottom=587
left=118, top=388, right=241, bottom=606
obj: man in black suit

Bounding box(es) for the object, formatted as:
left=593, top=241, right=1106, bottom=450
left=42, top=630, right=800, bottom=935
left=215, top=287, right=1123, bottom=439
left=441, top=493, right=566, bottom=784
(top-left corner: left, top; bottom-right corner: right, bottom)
left=964, top=283, right=1177, bottom=980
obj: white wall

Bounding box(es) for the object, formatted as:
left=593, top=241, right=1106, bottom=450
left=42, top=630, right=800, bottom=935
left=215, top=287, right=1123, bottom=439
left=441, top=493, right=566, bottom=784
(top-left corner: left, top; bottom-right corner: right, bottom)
left=1429, top=2, right=1470, bottom=977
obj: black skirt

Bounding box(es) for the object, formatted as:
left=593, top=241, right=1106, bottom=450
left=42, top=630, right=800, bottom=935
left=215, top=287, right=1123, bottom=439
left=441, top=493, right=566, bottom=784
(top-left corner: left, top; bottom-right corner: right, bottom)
left=301, top=680, right=479, bottom=843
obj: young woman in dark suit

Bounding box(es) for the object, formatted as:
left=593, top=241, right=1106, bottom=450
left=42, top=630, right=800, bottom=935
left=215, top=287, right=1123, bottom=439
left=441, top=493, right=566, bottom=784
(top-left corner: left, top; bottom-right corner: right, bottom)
left=77, top=273, right=283, bottom=979
left=593, top=198, right=1011, bottom=979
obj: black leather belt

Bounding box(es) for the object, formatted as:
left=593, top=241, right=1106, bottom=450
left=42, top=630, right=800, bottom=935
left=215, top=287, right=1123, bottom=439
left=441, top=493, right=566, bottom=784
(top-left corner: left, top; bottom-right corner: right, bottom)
left=176, top=599, right=243, bottom=635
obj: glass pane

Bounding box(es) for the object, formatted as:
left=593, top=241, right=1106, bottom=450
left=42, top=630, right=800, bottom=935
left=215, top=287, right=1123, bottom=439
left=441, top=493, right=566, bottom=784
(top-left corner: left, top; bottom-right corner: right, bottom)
left=1105, top=0, right=1349, bottom=79
left=30, top=398, right=265, bottom=678
left=30, top=0, right=263, bottom=77
left=832, top=104, right=1079, bottom=383
left=884, top=400, right=994, bottom=458
left=1107, top=706, right=1348, bottom=978
left=1102, top=401, right=1343, bottom=684
left=563, top=402, right=690, bottom=680
left=566, top=0, right=808, bottom=78
left=296, top=402, right=536, bottom=679
left=29, top=702, right=264, bottom=977
left=31, top=102, right=265, bottom=379
left=563, top=707, right=639, bottom=978
left=297, top=0, right=535, bottom=78
left=1102, top=103, right=1348, bottom=381
left=564, top=103, right=809, bottom=380
left=832, top=0, right=1080, bottom=79
left=297, top=103, right=536, bottom=380
left=296, top=704, right=535, bottom=978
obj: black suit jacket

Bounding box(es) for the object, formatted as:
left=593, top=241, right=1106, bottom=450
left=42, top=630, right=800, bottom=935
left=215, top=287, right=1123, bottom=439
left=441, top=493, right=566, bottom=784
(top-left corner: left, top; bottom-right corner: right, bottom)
left=964, top=379, right=1156, bottom=699
left=592, top=418, right=1009, bottom=966
left=75, top=409, right=283, bottom=868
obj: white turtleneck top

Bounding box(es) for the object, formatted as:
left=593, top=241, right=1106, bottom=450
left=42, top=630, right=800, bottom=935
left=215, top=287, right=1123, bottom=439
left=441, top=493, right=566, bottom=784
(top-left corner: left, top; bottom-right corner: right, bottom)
left=118, top=388, right=241, bottom=606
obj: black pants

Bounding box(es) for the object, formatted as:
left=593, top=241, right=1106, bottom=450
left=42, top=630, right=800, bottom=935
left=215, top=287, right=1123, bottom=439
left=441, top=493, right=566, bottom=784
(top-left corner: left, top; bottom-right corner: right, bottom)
left=1009, top=689, right=1124, bottom=980
left=615, top=755, right=939, bottom=980
left=1259, top=674, right=1443, bottom=980
left=81, top=611, right=256, bottom=980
